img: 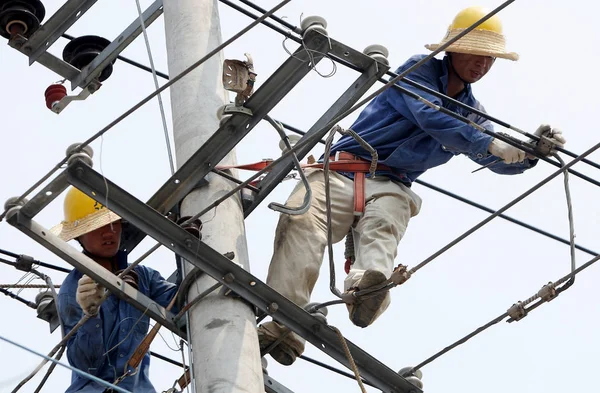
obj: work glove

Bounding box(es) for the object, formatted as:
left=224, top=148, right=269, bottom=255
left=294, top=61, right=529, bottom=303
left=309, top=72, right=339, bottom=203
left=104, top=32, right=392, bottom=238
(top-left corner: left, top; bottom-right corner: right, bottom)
left=76, top=275, right=104, bottom=317
left=530, top=124, right=566, bottom=157
left=488, top=138, right=526, bottom=164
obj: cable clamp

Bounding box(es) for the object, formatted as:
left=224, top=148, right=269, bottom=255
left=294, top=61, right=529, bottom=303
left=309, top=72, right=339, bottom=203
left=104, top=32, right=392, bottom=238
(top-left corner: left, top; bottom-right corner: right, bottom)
left=537, top=282, right=558, bottom=302
left=507, top=301, right=527, bottom=322
left=390, top=264, right=411, bottom=286
left=15, top=254, right=34, bottom=272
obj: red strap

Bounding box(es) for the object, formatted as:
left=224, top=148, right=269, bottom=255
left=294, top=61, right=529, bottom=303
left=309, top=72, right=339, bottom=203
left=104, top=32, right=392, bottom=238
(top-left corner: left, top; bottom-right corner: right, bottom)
left=215, top=159, right=389, bottom=173
left=344, top=258, right=352, bottom=274
left=353, top=172, right=365, bottom=215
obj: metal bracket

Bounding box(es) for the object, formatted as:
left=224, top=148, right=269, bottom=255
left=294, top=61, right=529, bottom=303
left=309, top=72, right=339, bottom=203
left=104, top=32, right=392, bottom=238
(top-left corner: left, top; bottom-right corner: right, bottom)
left=66, top=161, right=419, bottom=393
left=20, top=0, right=98, bottom=65
left=121, top=28, right=331, bottom=253
left=70, top=0, right=164, bottom=90
left=6, top=208, right=182, bottom=337
left=264, top=373, right=295, bottom=393
left=50, top=84, right=94, bottom=114
left=243, top=40, right=389, bottom=216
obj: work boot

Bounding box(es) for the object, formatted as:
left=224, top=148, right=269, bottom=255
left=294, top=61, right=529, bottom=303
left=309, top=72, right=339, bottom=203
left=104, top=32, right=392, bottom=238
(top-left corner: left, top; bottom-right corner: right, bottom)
left=257, top=322, right=304, bottom=366
left=346, top=269, right=389, bottom=328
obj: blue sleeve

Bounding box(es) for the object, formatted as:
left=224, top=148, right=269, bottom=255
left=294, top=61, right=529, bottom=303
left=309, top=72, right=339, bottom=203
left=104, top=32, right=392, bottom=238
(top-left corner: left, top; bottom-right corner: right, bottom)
left=57, top=291, right=106, bottom=375
left=466, top=100, right=538, bottom=174
left=145, top=267, right=179, bottom=313
left=387, top=59, right=494, bottom=159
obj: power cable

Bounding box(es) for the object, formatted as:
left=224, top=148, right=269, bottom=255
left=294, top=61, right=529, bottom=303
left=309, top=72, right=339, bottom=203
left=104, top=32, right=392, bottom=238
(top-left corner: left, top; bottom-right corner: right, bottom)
left=410, top=141, right=600, bottom=275
left=0, top=288, right=36, bottom=308
left=133, top=0, right=175, bottom=175
left=0, top=249, right=71, bottom=273
left=1, top=334, right=132, bottom=393
left=220, top=0, right=600, bottom=176
left=61, top=33, right=169, bottom=80
left=411, top=250, right=600, bottom=373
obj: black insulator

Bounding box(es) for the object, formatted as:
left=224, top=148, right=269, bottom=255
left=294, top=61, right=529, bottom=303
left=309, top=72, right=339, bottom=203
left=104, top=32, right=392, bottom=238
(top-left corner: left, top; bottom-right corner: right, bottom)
left=62, top=35, right=115, bottom=82
left=0, top=0, right=45, bottom=39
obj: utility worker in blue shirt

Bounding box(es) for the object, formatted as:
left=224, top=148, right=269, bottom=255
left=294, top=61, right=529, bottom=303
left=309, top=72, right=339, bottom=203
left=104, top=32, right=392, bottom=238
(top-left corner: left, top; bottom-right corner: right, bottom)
left=258, top=6, right=567, bottom=366
left=53, top=187, right=179, bottom=393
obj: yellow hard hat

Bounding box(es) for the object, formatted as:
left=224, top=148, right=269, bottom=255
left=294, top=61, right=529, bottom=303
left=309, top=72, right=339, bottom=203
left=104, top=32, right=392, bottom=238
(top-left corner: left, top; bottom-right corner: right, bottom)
left=50, top=187, right=120, bottom=241
left=425, top=6, right=519, bottom=61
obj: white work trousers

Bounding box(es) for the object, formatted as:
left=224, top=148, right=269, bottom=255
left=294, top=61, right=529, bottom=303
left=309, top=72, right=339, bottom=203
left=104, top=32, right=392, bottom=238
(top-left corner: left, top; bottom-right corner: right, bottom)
left=266, top=169, right=422, bottom=320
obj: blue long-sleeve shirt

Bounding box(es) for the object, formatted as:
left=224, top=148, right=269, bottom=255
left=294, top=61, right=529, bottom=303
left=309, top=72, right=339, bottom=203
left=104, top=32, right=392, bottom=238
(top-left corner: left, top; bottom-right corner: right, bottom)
left=330, top=54, right=537, bottom=184
left=58, top=252, right=178, bottom=393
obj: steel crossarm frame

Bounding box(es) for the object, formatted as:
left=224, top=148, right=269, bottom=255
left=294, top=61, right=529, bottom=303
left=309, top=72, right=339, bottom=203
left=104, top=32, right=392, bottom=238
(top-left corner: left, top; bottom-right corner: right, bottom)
left=66, top=160, right=420, bottom=393
left=243, top=45, right=390, bottom=216
left=23, top=0, right=98, bottom=65
left=120, top=29, right=331, bottom=253
left=5, top=211, right=181, bottom=336
left=7, top=0, right=163, bottom=92
left=70, top=0, right=164, bottom=90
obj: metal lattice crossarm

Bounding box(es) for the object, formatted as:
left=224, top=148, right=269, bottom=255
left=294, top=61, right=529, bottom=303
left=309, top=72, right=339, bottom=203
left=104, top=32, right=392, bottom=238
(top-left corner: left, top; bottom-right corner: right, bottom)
left=59, top=159, right=420, bottom=393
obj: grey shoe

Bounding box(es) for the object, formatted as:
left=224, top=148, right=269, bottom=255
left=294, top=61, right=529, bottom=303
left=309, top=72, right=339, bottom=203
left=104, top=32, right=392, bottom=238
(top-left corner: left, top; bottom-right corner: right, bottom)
left=346, top=269, right=388, bottom=328
left=257, top=324, right=302, bottom=366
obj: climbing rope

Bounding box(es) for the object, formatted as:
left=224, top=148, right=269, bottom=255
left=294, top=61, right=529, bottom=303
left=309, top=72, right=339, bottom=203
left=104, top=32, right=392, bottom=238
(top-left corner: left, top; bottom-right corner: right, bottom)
left=331, top=326, right=367, bottom=393
left=0, top=284, right=61, bottom=289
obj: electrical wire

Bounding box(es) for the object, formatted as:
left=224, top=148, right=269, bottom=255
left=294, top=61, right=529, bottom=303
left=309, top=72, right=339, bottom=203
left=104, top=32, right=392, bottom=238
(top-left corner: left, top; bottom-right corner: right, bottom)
left=133, top=0, right=175, bottom=175
left=1, top=333, right=132, bottom=393
left=219, top=0, right=600, bottom=176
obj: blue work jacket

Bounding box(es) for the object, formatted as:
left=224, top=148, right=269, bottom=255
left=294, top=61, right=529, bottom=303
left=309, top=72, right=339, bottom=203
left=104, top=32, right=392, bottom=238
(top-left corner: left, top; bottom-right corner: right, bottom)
left=58, top=252, right=178, bottom=393
left=330, top=54, right=537, bottom=184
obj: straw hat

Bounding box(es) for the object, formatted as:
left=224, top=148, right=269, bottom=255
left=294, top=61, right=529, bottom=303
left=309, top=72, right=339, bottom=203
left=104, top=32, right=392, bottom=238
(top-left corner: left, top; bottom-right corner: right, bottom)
left=425, top=6, right=519, bottom=61
left=50, top=187, right=120, bottom=242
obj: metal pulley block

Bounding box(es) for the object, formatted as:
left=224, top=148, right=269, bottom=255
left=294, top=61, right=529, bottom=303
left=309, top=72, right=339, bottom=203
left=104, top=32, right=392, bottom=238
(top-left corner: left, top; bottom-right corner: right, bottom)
left=176, top=216, right=203, bottom=240
left=3, top=195, right=28, bottom=221
left=300, top=15, right=328, bottom=37
left=363, top=44, right=390, bottom=66
left=507, top=301, right=527, bottom=322
left=304, top=302, right=328, bottom=324
left=537, top=282, right=558, bottom=302
left=63, top=35, right=115, bottom=82
left=115, top=269, right=140, bottom=290
left=66, top=142, right=94, bottom=167
left=222, top=53, right=257, bottom=106
left=0, top=0, right=45, bottom=39
left=35, top=290, right=60, bottom=333
left=398, top=367, right=424, bottom=390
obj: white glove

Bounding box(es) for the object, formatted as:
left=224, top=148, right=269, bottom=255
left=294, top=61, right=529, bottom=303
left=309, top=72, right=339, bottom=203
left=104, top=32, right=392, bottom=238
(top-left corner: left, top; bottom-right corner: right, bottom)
left=533, top=124, right=566, bottom=149
left=488, top=138, right=526, bottom=164
left=76, top=275, right=104, bottom=316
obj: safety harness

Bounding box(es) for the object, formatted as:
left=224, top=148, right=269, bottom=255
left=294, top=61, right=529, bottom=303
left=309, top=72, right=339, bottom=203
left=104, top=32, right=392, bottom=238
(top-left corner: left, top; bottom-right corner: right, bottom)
left=216, top=151, right=391, bottom=215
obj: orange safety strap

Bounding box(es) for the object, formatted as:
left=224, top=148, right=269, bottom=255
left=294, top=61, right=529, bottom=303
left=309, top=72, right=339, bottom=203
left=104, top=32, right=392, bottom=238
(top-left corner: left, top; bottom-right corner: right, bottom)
left=215, top=159, right=388, bottom=173
left=353, top=172, right=366, bottom=215
left=216, top=159, right=384, bottom=215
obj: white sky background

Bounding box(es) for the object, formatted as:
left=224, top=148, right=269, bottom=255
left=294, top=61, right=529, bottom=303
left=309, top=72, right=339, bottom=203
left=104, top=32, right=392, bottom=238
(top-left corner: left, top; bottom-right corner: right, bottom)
left=1, top=0, right=599, bottom=392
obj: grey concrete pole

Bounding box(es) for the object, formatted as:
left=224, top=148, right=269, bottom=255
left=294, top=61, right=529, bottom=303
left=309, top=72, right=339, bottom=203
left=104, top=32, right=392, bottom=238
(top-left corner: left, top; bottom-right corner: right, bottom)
left=163, top=1, right=263, bottom=392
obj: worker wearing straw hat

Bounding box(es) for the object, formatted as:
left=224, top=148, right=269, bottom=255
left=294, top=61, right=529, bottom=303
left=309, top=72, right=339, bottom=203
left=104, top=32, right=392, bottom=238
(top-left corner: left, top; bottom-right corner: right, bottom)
left=54, top=187, right=179, bottom=393
left=258, top=6, right=566, bottom=366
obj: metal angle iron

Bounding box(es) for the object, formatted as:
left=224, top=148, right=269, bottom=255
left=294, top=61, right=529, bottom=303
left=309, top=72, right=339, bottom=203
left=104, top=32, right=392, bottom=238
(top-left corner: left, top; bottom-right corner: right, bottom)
left=66, top=159, right=420, bottom=393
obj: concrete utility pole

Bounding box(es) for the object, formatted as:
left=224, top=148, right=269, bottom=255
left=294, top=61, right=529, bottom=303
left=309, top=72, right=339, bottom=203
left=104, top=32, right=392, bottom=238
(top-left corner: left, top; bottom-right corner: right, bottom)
left=163, top=1, right=264, bottom=393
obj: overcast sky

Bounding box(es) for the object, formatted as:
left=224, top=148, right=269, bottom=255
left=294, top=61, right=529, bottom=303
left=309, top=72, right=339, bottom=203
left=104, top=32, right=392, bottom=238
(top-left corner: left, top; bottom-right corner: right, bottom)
left=1, top=0, right=600, bottom=392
